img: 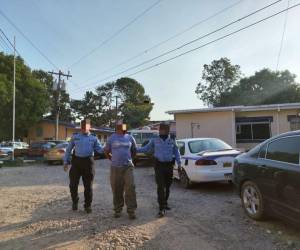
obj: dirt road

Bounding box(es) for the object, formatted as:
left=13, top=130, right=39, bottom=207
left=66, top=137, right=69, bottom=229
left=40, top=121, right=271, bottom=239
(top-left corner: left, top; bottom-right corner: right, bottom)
left=0, top=160, right=300, bottom=250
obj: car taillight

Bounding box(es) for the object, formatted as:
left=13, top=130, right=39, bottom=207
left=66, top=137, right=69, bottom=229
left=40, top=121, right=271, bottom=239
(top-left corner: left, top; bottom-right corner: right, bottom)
left=58, top=149, right=65, bottom=154
left=195, top=159, right=217, bottom=166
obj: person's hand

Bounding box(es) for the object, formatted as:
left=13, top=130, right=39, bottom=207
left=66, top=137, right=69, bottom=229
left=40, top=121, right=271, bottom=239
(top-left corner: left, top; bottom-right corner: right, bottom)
left=63, top=164, right=69, bottom=172
left=178, top=164, right=182, bottom=171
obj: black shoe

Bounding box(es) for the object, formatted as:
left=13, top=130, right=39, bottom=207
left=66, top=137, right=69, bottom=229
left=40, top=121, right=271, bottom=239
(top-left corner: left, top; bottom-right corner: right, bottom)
left=72, top=203, right=78, bottom=211
left=165, top=206, right=171, bottom=211
left=114, top=212, right=121, bottom=218
left=85, top=206, right=92, bottom=214
left=158, top=209, right=165, bottom=218
left=128, top=212, right=136, bottom=220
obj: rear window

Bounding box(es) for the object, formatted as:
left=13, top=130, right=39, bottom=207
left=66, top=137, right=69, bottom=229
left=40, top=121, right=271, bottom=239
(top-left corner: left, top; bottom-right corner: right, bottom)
left=188, top=139, right=232, bottom=154
left=30, top=143, right=43, bottom=149
left=55, top=143, right=69, bottom=149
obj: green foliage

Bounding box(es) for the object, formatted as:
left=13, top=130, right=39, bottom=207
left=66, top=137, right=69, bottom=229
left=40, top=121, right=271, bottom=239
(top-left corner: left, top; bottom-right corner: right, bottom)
left=0, top=53, right=50, bottom=140
left=195, top=57, right=241, bottom=106
left=196, top=58, right=300, bottom=107
left=72, top=77, right=153, bottom=129
left=218, top=69, right=300, bottom=106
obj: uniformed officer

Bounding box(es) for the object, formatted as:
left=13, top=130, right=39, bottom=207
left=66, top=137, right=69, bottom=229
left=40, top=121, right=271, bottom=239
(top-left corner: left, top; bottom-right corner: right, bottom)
left=63, top=119, right=103, bottom=213
left=137, top=123, right=181, bottom=217
left=104, top=122, right=138, bottom=220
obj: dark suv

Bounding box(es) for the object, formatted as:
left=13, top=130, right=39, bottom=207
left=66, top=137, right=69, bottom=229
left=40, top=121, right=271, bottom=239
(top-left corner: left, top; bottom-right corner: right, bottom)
left=233, top=130, right=300, bottom=225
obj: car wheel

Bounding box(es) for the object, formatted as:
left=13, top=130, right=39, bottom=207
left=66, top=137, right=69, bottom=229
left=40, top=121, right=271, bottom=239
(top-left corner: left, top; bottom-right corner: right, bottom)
left=179, top=169, right=192, bottom=189
left=47, top=161, right=52, bottom=165
left=241, top=181, right=265, bottom=220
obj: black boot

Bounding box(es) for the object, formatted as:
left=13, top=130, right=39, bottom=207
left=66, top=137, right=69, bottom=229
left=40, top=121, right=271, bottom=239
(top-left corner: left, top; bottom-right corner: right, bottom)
left=158, top=209, right=165, bottom=218
left=84, top=205, right=92, bottom=214
left=72, top=202, right=78, bottom=211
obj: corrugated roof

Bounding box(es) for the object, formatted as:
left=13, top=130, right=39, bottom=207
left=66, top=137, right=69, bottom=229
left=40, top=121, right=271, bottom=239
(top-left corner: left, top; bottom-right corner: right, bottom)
left=166, top=103, right=300, bottom=114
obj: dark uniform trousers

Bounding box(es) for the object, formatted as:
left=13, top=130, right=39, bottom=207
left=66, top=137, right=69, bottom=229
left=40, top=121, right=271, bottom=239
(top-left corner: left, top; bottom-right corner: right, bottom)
left=110, top=165, right=137, bottom=214
left=154, top=160, right=173, bottom=210
left=69, top=155, right=95, bottom=208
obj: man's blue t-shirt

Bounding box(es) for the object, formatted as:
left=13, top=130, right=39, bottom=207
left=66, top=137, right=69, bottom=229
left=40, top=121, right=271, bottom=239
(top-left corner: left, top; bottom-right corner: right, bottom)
left=105, top=133, right=137, bottom=167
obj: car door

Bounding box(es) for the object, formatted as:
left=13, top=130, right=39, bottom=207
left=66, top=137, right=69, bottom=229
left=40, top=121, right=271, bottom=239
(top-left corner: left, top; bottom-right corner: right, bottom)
left=173, top=141, right=185, bottom=179
left=262, top=135, right=300, bottom=219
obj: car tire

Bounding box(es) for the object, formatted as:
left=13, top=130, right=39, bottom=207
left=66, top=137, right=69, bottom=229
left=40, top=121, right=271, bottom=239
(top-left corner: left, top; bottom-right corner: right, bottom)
left=179, top=169, right=192, bottom=189
left=241, top=181, right=266, bottom=221
left=47, top=161, right=52, bottom=165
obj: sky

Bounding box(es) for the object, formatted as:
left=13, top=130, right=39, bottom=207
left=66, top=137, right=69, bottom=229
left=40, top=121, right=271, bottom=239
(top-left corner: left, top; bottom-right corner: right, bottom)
left=1, top=0, right=300, bottom=120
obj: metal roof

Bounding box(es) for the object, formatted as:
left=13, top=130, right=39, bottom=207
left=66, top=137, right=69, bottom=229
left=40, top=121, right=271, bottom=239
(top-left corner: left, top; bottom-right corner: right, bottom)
left=166, top=103, right=300, bottom=114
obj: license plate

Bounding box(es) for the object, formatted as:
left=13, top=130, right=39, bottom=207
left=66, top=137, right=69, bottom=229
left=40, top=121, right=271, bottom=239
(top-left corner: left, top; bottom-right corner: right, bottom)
left=224, top=173, right=232, bottom=180
left=223, top=162, right=232, bottom=168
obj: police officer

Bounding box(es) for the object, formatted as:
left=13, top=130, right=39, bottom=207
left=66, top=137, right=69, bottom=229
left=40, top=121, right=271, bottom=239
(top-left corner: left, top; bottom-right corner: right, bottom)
left=137, top=123, right=181, bottom=217
left=63, top=119, right=103, bottom=213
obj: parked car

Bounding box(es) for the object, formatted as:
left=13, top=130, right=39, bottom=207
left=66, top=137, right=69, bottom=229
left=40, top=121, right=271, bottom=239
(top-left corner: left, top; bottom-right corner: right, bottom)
left=128, top=129, right=159, bottom=165
left=44, top=142, right=69, bottom=164
left=233, top=130, right=300, bottom=225
left=174, top=138, right=241, bottom=188
left=0, top=141, right=28, bottom=156
left=27, top=141, right=57, bottom=158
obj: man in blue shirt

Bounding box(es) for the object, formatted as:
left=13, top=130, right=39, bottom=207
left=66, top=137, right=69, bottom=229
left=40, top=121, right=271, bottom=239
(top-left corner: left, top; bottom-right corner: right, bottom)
left=138, top=123, right=181, bottom=217
left=64, top=119, right=103, bottom=213
left=105, top=123, right=137, bottom=219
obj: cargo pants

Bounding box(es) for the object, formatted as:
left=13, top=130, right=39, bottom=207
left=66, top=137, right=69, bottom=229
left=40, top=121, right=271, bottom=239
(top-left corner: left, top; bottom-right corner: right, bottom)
left=110, top=165, right=137, bottom=214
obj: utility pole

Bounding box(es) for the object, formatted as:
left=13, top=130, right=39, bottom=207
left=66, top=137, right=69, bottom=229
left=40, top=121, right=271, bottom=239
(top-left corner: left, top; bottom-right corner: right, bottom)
left=114, top=95, right=120, bottom=130
left=12, top=36, right=16, bottom=161
left=48, top=70, right=72, bottom=140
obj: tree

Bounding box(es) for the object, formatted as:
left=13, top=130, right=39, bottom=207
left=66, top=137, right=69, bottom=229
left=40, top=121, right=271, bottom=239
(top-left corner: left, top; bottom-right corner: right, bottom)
left=0, top=53, right=50, bottom=140
left=114, top=77, right=152, bottom=128
left=72, top=77, right=153, bottom=129
left=195, top=57, right=241, bottom=106
left=218, top=69, right=300, bottom=106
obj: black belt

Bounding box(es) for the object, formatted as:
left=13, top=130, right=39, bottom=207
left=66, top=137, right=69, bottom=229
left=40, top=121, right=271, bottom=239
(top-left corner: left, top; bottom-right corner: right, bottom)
left=73, top=155, right=93, bottom=159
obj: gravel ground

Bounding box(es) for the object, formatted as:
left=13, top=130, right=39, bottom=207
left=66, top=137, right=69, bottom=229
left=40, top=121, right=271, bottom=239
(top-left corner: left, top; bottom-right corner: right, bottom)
left=0, top=160, right=300, bottom=250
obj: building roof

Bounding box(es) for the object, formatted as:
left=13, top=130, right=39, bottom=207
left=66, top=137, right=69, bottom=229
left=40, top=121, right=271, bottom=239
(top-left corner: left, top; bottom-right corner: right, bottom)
left=166, top=103, right=300, bottom=115
left=41, top=119, right=114, bottom=133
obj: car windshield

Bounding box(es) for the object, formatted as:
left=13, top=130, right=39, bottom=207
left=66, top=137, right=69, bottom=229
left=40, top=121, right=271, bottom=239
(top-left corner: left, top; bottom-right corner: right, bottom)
left=55, top=143, right=69, bottom=149
left=188, top=139, right=232, bottom=154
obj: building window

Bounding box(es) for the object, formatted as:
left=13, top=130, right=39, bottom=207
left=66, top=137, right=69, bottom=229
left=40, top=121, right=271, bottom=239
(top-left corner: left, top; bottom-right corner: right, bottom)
left=289, top=117, right=300, bottom=131
left=236, top=117, right=272, bottom=143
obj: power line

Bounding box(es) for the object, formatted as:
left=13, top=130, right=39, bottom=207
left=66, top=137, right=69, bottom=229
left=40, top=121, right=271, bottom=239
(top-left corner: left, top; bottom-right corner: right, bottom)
left=73, top=0, right=245, bottom=86
left=71, top=0, right=285, bottom=94
left=71, top=3, right=300, bottom=96
left=276, top=0, right=290, bottom=70
left=0, top=28, right=22, bottom=56
left=0, top=33, right=12, bottom=52
left=68, top=0, right=163, bottom=69
left=127, top=3, right=300, bottom=78
left=0, top=9, right=59, bottom=70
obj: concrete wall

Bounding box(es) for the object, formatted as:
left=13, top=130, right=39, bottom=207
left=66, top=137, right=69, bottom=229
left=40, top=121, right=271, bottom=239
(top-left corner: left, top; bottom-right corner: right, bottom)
left=175, top=111, right=235, bottom=146
left=173, top=108, right=300, bottom=150
left=25, top=122, right=111, bottom=143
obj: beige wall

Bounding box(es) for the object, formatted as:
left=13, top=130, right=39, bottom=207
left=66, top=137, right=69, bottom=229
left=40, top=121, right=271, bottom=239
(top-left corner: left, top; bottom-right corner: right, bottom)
left=174, top=108, right=300, bottom=150
left=175, top=111, right=235, bottom=146
left=25, top=122, right=111, bottom=143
